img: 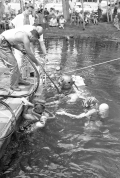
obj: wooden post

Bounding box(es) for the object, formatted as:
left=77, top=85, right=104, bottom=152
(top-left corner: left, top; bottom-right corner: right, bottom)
left=81, top=0, right=85, bottom=30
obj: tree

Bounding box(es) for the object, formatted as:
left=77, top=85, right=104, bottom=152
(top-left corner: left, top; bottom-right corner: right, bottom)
left=0, top=0, right=4, bottom=22
left=62, top=0, right=70, bottom=21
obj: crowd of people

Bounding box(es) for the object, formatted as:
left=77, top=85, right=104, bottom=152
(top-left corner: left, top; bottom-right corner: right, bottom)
left=0, top=1, right=66, bottom=31
left=1, top=0, right=120, bottom=31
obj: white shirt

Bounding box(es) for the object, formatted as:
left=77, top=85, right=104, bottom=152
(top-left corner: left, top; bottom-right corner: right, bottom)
left=11, top=13, right=35, bottom=28
left=4, top=3, right=11, bottom=13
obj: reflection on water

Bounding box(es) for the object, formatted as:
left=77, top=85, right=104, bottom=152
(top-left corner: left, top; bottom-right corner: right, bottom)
left=1, top=37, right=120, bottom=178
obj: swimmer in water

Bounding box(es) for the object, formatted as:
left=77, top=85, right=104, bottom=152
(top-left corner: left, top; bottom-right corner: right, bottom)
left=20, top=98, right=55, bottom=132
left=56, top=97, right=109, bottom=130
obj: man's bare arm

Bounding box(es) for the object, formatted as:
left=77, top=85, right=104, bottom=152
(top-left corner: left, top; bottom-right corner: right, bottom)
left=23, top=35, right=39, bottom=65
left=39, top=40, right=46, bottom=55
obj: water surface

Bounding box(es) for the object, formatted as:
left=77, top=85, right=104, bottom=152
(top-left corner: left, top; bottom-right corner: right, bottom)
left=1, top=37, right=120, bottom=178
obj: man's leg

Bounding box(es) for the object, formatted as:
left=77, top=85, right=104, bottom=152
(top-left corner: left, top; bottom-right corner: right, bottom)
left=0, top=47, right=21, bottom=91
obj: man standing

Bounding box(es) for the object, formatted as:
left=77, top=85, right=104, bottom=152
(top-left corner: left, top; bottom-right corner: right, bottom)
left=4, top=0, right=11, bottom=16
left=10, top=6, right=46, bottom=69
left=0, top=25, right=44, bottom=91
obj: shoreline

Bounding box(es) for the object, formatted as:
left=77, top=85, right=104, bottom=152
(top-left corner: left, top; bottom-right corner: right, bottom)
left=44, top=22, right=120, bottom=42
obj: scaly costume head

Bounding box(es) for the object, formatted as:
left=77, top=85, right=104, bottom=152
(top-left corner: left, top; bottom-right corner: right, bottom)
left=58, top=75, right=74, bottom=91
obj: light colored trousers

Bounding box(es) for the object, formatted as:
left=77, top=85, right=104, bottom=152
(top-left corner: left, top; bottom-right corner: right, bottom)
left=0, top=35, right=20, bottom=87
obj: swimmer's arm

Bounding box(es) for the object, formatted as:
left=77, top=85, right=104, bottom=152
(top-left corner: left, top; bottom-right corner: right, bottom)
left=82, top=109, right=97, bottom=118
left=56, top=110, right=85, bottom=119
left=57, top=108, right=97, bottom=119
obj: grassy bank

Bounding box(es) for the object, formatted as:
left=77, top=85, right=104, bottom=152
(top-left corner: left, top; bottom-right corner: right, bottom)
left=44, top=22, right=120, bottom=41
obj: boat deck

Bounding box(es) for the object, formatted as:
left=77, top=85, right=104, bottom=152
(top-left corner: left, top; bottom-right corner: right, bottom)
left=0, top=84, right=35, bottom=159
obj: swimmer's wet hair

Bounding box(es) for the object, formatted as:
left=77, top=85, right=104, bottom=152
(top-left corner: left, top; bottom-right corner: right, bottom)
left=30, top=29, right=39, bottom=39
left=34, top=103, right=45, bottom=114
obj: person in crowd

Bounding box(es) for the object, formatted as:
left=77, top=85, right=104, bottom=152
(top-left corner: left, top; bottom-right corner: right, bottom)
left=28, top=0, right=33, bottom=7
left=35, top=9, right=44, bottom=27
left=0, top=25, right=44, bottom=91
left=24, top=2, right=28, bottom=11
left=113, top=14, right=120, bottom=30
left=69, top=0, right=76, bottom=14
left=55, top=10, right=60, bottom=23
left=49, top=8, right=55, bottom=18
left=98, top=2, right=102, bottom=22
left=44, top=8, right=49, bottom=29
left=70, top=11, right=77, bottom=25
left=84, top=12, right=91, bottom=25
left=113, top=3, right=118, bottom=19
left=39, top=4, right=43, bottom=13
left=49, top=15, right=58, bottom=27
left=10, top=5, right=34, bottom=28
left=76, top=11, right=83, bottom=26
left=107, top=4, right=112, bottom=22
left=92, top=10, right=98, bottom=25
left=56, top=99, right=109, bottom=130
left=4, top=0, right=11, bottom=16
left=59, top=15, right=66, bottom=29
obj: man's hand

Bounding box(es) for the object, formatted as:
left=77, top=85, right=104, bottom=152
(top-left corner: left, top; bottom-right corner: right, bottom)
left=21, top=97, right=34, bottom=106
left=21, top=49, right=26, bottom=55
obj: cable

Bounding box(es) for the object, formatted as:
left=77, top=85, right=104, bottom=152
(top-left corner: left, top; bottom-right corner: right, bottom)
left=0, top=55, right=40, bottom=99
left=64, top=57, right=120, bottom=74
left=36, top=59, right=61, bottom=94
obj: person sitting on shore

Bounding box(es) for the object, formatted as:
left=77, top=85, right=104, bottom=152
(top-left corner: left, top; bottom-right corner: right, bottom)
left=85, top=12, right=91, bottom=25
left=59, top=15, right=66, bottom=29
left=70, top=11, right=77, bottom=25
left=92, top=10, right=98, bottom=25
left=113, top=14, right=120, bottom=30
left=56, top=100, right=109, bottom=130
left=49, top=15, right=58, bottom=27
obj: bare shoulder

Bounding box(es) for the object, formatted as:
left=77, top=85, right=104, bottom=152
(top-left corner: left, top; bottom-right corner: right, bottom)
left=15, top=31, right=29, bottom=42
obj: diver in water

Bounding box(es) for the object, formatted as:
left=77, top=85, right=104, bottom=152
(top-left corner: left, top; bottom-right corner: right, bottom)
left=20, top=98, right=55, bottom=132
left=46, top=75, right=76, bottom=106
left=46, top=74, right=86, bottom=107
left=56, top=97, right=109, bottom=130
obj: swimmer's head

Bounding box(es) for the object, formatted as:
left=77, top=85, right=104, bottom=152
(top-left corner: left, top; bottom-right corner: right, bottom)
left=33, top=99, right=46, bottom=114
left=58, top=75, right=74, bottom=90
left=82, top=97, right=99, bottom=109
left=99, top=103, right=109, bottom=118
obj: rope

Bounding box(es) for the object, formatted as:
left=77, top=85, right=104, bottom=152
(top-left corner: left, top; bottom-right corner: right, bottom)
left=64, top=57, right=120, bottom=74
